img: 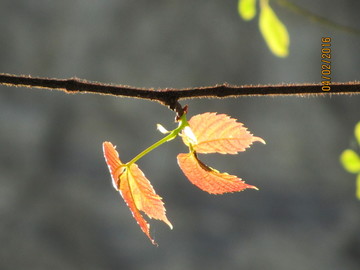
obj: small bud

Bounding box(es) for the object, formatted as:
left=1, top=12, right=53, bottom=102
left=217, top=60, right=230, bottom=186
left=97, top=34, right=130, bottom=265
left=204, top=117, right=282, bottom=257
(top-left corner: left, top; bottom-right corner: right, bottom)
left=157, top=124, right=169, bottom=134
left=183, top=126, right=198, bottom=145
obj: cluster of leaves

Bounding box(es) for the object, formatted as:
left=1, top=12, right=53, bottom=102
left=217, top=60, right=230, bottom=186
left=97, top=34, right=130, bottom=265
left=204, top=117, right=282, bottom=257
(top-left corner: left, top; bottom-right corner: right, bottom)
left=238, top=0, right=289, bottom=57
left=340, top=122, right=360, bottom=199
left=103, top=112, right=265, bottom=245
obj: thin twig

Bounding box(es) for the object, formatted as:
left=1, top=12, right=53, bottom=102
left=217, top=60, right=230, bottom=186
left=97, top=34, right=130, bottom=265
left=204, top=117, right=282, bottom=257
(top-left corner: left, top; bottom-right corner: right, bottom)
left=0, top=73, right=359, bottom=110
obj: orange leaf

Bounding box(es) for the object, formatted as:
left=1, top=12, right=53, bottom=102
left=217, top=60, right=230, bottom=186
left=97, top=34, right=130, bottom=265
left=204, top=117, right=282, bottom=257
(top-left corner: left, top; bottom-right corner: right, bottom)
left=177, top=152, right=258, bottom=194
left=103, top=142, right=172, bottom=245
left=182, top=112, right=265, bottom=154
left=103, top=142, right=125, bottom=189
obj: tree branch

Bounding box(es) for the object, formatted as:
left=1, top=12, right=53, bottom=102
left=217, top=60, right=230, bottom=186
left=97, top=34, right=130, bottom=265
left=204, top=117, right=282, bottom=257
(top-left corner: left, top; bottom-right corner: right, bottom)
left=1, top=73, right=359, bottom=111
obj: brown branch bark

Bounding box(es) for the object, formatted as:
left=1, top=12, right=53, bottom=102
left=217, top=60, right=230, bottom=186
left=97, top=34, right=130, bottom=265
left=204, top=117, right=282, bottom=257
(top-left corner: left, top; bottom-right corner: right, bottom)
left=1, top=73, right=359, bottom=113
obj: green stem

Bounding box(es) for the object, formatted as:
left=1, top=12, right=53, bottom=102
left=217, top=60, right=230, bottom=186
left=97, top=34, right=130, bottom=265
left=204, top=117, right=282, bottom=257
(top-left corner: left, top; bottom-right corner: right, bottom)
left=127, top=114, right=189, bottom=166
left=276, top=0, right=360, bottom=35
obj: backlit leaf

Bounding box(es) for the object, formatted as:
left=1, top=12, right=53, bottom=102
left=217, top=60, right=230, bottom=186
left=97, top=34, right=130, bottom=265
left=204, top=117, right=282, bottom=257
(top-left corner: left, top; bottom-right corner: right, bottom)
left=340, top=149, right=360, bottom=174
left=103, top=141, right=125, bottom=189
left=259, top=0, right=289, bottom=57
left=103, top=141, right=172, bottom=245
left=177, top=152, right=258, bottom=194
left=355, top=122, right=360, bottom=146
left=123, top=163, right=173, bottom=229
left=238, top=0, right=257, bottom=21
left=182, top=112, right=265, bottom=154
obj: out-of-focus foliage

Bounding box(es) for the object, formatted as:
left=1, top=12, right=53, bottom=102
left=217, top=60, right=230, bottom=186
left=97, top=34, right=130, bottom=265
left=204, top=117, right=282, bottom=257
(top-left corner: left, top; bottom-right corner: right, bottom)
left=340, top=122, right=360, bottom=199
left=238, top=0, right=289, bottom=57
left=238, top=0, right=257, bottom=21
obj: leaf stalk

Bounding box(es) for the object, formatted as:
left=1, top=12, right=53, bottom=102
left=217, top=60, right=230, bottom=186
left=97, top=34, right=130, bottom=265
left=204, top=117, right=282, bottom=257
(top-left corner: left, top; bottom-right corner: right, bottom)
left=127, top=114, right=189, bottom=166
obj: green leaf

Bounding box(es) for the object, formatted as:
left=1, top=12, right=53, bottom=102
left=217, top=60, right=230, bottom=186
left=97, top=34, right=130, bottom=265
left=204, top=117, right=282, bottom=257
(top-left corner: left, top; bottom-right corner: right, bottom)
left=356, top=174, right=360, bottom=200
left=259, top=0, right=289, bottom=57
left=354, top=121, right=360, bottom=146
left=340, top=149, right=360, bottom=174
left=238, top=0, right=257, bottom=21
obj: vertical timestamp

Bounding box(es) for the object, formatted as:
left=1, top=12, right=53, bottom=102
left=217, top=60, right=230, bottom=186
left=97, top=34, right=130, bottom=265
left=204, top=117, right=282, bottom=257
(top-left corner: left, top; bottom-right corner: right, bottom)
left=321, top=37, right=331, bottom=91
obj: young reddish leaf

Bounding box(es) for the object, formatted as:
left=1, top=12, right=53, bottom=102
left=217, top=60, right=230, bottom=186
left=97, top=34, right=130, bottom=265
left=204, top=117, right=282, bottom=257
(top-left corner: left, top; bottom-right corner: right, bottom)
left=103, top=141, right=125, bottom=189
left=103, top=142, right=172, bottom=245
left=119, top=164, right=173, bottom=245
left=123, top=163, right=173, bottom=228
left=177, top=152, right=258, bottom=194
left=182, top=112, right=265, bottom=154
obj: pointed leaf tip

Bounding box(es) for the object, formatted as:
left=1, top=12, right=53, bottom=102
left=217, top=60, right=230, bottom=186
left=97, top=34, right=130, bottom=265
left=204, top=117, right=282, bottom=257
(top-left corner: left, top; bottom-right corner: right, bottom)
left=177, top=152, right=258, bottom=194
left=254, top=136, right=266, bottom=145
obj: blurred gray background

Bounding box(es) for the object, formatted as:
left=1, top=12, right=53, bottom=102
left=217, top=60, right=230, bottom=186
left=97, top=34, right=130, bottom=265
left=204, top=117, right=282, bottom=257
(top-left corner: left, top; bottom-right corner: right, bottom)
left=0, top=0, right=360, bottom=269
